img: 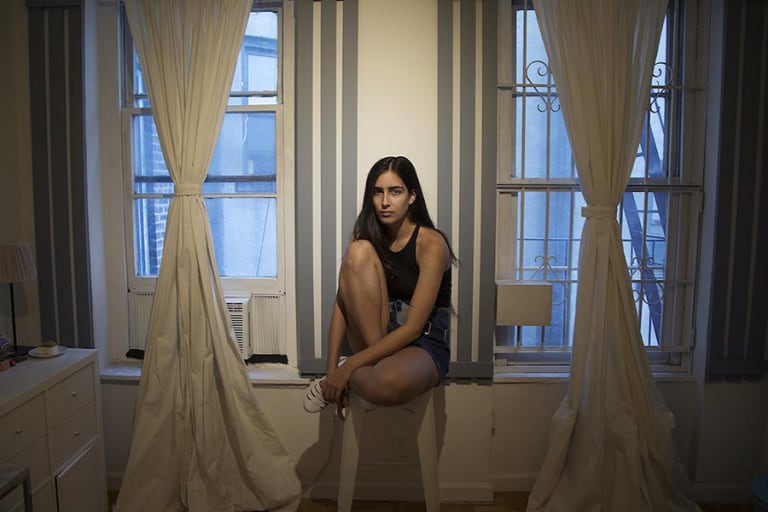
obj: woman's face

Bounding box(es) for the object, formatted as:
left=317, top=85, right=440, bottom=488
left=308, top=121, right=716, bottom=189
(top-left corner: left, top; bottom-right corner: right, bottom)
left=372, top=170, right=415, bottom=227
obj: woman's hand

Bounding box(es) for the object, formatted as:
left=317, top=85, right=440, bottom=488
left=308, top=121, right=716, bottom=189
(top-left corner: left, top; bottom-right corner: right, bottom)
left=320, top=363, right=353, bottom=405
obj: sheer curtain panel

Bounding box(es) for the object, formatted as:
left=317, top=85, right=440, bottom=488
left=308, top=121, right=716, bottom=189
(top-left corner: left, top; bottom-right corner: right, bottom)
left=114, top=2, right=301, bottom=511
left=526, top=1, right=699, bottom=511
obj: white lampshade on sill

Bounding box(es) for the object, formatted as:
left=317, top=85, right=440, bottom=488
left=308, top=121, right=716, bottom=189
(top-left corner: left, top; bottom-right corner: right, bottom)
left=0, top=241, right=37, bottom=284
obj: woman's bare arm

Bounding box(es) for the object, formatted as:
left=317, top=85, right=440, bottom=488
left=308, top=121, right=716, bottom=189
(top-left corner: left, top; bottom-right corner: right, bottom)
left=325, top=297, right=347, bottom=375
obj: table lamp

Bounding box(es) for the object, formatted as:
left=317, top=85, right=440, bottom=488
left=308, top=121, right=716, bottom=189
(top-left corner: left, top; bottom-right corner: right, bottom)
left=0, top=241, right=37, bottom=356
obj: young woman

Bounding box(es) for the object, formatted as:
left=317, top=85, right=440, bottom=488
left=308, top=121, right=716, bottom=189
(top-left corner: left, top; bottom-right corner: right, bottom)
left=304, top=156, right=455, bottom=416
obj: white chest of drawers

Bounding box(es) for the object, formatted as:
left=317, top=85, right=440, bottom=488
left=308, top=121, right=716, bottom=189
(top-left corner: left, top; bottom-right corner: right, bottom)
left=0, top=349, right=106, bottom=512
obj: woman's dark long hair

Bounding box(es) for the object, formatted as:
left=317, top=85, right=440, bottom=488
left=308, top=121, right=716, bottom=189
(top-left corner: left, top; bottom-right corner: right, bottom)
left=352, top=156, right=457, bottom=275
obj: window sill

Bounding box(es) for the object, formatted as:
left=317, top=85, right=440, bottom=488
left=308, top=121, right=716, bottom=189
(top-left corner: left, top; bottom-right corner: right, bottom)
left=100, top=360, right=310, bottom=386
left=493, top=370, right=696, bottom=384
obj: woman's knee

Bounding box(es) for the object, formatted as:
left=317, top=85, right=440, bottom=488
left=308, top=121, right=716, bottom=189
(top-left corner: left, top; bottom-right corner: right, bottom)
left=342, top=240, right=380, bottom=274
left=364, top=368, right=412, bottom=406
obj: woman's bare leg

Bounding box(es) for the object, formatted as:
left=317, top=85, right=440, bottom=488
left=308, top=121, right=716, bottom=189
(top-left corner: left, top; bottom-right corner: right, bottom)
left=350, top=347, right=438, bottom=406
left=337, top=240, right=389, bottom=352
left=337, top=241, right=439, bottom=406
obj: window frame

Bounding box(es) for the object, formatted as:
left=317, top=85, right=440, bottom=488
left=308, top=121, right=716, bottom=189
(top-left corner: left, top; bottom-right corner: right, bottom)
left=112, top=1, right=297, bottom=363
left=494, top=0, right=705, bottom=374
left=120, top=2, right=291, bottom=298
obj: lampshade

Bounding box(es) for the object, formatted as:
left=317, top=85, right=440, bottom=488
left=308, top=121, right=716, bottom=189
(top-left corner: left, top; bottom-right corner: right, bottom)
left=0, top=241, right=37, bottom=284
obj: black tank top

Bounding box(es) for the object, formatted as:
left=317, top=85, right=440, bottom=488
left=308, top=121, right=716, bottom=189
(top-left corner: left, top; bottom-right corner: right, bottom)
left=385, top=225, right=452, bottom=308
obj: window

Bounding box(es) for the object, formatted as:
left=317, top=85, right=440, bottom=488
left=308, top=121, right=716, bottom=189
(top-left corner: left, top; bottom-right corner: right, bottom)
left=121, top=3, right=293, bottom=355
left=495, top=0, right=702, bottom=371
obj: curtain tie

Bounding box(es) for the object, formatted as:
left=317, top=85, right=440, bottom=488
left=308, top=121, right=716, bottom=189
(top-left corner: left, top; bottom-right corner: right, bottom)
left=174, top=184, right=202, bottom=196
left=581, top=206, right=616, bottom=219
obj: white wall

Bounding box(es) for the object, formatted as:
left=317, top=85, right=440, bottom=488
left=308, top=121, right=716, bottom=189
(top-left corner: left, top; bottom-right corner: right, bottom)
left=102, top=380, right=494, bottom=501
left=357, top=0, right=439, bottom=209
left=0, top=0, right=40, bottom=347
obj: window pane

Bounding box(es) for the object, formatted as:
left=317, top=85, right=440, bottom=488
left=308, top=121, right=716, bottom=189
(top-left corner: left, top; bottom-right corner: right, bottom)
left=133, top=113, right=277, bottom=195
left=132, top=51, right=150, bottom=108
left=205, top=112, right=277, bottom=194
left=132, top=116, right=170, bottom=194
left=499, top=187, right=681, bottom=351
left=132, top=11, right=279, bottom=106
left=229, top=11, right=278, bottom=105
left=206, top=197, right=277, bottom=278
left=231, top=11, right=278, bottom=94
left=134, top=197, right=278, bottom=278
left=134, top=198, right=170, bottom=276
left=515, top=9, right=548, bottom=84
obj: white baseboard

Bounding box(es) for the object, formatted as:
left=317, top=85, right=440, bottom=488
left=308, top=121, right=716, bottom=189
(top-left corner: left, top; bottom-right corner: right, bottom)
left=491, top=472, right=538, bottom=492
left=308, top=481, right=494, bottom=502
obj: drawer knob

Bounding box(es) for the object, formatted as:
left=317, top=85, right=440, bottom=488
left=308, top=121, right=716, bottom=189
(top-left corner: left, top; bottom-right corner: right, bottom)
left=14, top=427, right=23, bottom=434
left=74, top=430, right=80, bottom=436
left=71, top=391, right=79, bottom=397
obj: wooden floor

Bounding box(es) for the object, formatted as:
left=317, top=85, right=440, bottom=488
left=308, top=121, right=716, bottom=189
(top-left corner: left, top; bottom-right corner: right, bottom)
left=297, top=492, right=528, bottom=511
left=108, top=490, right=753, bottom=511
left=295, top=493, right=753, bottom=512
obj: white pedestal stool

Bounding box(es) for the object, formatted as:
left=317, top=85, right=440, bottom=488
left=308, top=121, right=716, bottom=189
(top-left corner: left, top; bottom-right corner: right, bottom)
left=337, top=388, right=440, bottom=512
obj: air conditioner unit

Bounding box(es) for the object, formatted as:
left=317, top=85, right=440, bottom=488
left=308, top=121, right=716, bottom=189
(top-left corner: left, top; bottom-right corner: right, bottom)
left=226, top=297, right=250, bottom=359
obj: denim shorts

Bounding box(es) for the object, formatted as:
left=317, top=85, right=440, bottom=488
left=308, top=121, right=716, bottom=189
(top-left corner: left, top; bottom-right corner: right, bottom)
left=389, top=299, right=451, bottom=382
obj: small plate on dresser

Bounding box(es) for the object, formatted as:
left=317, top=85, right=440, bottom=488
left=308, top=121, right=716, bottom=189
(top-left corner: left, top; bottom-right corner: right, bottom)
left=28, top=346, right=68, bottom=358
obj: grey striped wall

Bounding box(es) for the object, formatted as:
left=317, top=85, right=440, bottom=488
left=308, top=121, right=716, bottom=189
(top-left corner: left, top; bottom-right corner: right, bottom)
left=707, top=0, right=768, bottom=380
left=27, top=0, right=94, bottom=349
left=297, top=0, right=497, bottom=379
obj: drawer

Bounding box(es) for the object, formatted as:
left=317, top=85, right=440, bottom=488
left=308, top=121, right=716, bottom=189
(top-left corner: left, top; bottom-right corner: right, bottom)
left=0, top=394, right=45, bottom=461
left=31, top=479, right=57, bottom=512
left=48, top=363, right=95, bottom=427
left=55, top=442, right=106, bottom=512
left=6, top=435, right=50, bottom=488
left=50, top=401, right=96, bottom=471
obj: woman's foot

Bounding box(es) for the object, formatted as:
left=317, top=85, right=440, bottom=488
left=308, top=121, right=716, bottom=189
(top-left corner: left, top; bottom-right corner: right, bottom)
left=303, top=357, right=347, bottom=412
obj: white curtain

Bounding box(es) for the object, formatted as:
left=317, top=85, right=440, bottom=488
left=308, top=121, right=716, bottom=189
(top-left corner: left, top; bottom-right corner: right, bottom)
left=115, top=2, right=301, bottom=511
left=526, top=1, right=700, bottom=511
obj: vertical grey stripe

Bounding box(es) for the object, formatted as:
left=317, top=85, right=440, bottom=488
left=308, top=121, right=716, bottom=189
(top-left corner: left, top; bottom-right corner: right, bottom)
left=707, top=1, right=738, bottom=372
left=320, top=0, right=337, bottom=359
left=342, top=0, right=358, bottom=243
left=68, top=7, right=94, bottom=348
left=28, top=5, right=92, bottom=348
left=731, top=0, right=763, bottom=363
left=48, top=9, right=76, bottom=345
left=477, top=0, right=498, bottom=369
left=437, top=0, right=452, bottom=240
left=295, top=0, right=317, bottom=370
left=749, top=4, right=768, bottom=362
left=28, top=8, right=57, bottom=343
left=456, top=0, right=475, bottom=364
left=707, top=0, right=768, bottom=378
